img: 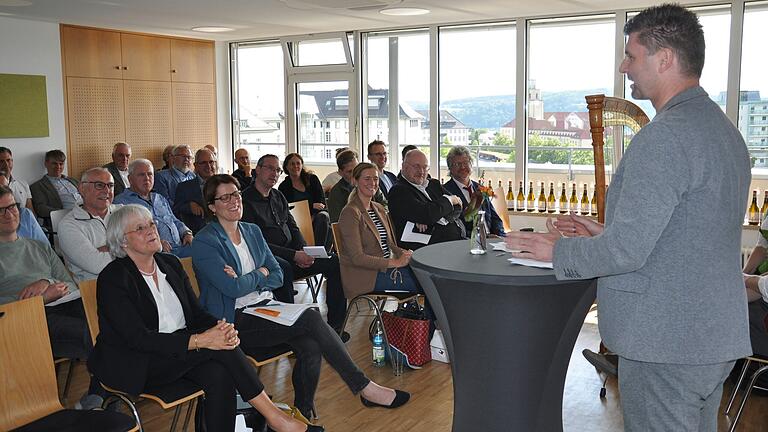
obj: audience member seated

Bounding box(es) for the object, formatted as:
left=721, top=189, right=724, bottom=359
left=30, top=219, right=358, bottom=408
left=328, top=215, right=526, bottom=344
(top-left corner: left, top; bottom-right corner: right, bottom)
left=0, top=185, right=102, bottom=409
left=158, top=144, right=175, bottom=171
left=102, top=141, right=131, bottom=196
left=114, top=159, right=193, bottom=257
left=337, top=163, right=421, bottom=298
left=232, top=148, right=257, bottom=190
left=397, top=145, right=418, bottom=178
left=742, top=231, right=768, bottom=356
left=91, top=205, right=323, bottom=432
left=0, top=146, right=34, bottom=214
left=155, top=144, right=196, bottom=207
left=59, top=168, right=121, bottom=281
left=442, top=145, right=506, bottom=237
left=367, top=140, right=397, bottom=198
left=174, top=148, right=217, bottom=234
left=19, top=206, right=48, bottom=244
left=192, top=175, right=409, bottom=418
left=328, top=149, right=386, bottom=224
left=31, top=150, right=82, bottom=226
left=321, top=147, right=349, bottom=194
left=388, top=149, right=465, bottom=251
left=241, top=157, right=347, bottom=331
left=278, top=152, right=330, bottom=248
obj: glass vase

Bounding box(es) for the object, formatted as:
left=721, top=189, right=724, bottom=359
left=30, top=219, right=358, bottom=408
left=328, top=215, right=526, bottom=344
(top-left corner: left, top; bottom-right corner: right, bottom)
left=469, top=210, right=487, bottom=255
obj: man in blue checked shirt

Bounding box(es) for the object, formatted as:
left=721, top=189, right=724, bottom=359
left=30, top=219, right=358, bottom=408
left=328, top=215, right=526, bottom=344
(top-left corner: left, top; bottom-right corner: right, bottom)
left=114, top=158, right=193, bottom=257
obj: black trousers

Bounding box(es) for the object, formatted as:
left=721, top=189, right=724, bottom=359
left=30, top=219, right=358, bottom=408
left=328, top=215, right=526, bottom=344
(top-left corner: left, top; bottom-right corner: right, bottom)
left=235, top=308, right=369, bottom=418
left=311, top=210, right=332, bottom=250
left=275, top=254, right=347, bottom=329
left=146, top=347, right=264, bottom=432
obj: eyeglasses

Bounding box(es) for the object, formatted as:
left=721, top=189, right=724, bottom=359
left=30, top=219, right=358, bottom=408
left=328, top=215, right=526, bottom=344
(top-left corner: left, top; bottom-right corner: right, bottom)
left=370, top=152, right=387, bottom=157
left=0, top=202, right=20, bottom=216
left=214, top=190, right=242, bottom=203
left=175, top=155, right=193, bottom=160
left=359, top=175, right=380, bottom=182
left=196, top=160, right=217, bottom=166
left=451, top=161, right=471, bottom=168
left=125, top=221, right=157, bottom=236
left=82, top=181, right=115, bottom=190
left=260, top=166, right=283, bottom=175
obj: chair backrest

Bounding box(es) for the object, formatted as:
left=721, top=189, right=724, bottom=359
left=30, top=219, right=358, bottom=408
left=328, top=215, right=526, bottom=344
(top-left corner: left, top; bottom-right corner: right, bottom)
left=180, top=256, right=201, bottom=298
left=330, top=222, right=343, bottom=256
left=490, top=191, right=512, bottom=233
left=289, top=200, right=315, bottom=246
left=0, top=297, right=64, bottom=430
left=79, top=279, right=100, bottom=345
left=49, top=208, right=71, bottom=254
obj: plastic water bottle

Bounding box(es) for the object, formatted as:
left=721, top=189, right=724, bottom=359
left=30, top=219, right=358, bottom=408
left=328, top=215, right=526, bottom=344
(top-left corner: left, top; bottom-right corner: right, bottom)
left=372, top=320, right=385, bottom=367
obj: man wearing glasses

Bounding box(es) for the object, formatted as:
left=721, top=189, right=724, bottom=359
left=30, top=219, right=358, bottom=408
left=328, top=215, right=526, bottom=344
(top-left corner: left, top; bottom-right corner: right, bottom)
left=174, top=148, right=218, bottom=234
left=388, top=149, right=464, bottom=251
left=241, top=154, right=348, bottom=334
left=367, top=140, right=397, bottom=197
left=114, top=159, right=193, bottom=257
left=59, top=168, right=122, bottom=281
left=154, top=144, right=196, bottom=207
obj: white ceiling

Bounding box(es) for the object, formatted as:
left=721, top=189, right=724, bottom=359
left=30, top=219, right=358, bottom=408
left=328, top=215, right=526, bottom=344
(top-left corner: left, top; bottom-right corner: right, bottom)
left=0, top=0, right=691, bottom=41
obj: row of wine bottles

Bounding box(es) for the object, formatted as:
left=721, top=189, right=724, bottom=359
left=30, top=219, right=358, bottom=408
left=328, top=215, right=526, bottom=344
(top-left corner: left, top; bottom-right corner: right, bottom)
left=476, top=179, right=599, bottom=215
left=747, top=190, right=768, bottom=225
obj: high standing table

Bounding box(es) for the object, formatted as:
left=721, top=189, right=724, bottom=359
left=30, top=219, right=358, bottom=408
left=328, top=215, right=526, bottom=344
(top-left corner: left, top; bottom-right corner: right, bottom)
left=410, top=240, right=596, bottom=432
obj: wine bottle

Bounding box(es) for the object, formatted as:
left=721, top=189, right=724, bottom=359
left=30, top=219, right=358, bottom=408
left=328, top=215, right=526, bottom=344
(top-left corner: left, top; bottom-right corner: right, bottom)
left=590, top=188, right=598, bottom=216
left=516, top=181, right=525, bottom=212
left=559, top=183, right=568, bottom=214
left=761, top=191, right=768, bottom=223
left=569, top=183, right=578, bottom=214
left=527, top=181, right=535, bottom=212
left=547, top=182, right=556, bottom=214
left=479, top=178, right=485, bottom=187
left=498, top=180, right=503, bottom=191
left=538, top=182, right=547, bottom=213
left=506, top=180, right=514, bottom=209
left=580, top=184, right=589, bottom=215
left=749, top=190, right=760, bottom=226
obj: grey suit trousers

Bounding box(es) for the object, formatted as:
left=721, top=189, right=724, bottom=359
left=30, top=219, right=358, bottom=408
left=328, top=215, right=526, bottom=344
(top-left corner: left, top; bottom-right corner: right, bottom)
left=618, top=357, right=734, bottom=432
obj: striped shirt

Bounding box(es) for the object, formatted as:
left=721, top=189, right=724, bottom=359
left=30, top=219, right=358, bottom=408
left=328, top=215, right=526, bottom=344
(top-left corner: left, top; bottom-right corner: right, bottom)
left=368, top=209, right=391, bottom=258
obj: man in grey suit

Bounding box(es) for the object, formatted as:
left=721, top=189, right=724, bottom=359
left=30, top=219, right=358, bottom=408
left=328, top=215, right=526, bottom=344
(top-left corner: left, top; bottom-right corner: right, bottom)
left=102, top=142, right=131, bottom=196
left=30, top=149, right=82, bottom=224
left=506, top=5, right=751, bottom=431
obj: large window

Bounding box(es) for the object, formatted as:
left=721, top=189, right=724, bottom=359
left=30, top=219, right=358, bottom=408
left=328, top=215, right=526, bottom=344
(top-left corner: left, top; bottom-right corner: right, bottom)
left=527, top=16, right=615, bottom=203
left=231, top=42, right=286, bottom=166
left=296, top=81, right=351, bottom=175
left=438, top=23, right=516, bottom=186
left=740, top=1, right=768, bottom=192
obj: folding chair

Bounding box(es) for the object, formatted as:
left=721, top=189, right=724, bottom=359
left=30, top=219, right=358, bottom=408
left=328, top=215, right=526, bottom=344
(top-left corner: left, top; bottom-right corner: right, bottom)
left=0, top=297, right=137, bottom=432
left=289, top=200, right=323, bottom=302
left=724, top=355, right=768, bottom=431
left=79, top=279, right=203, bottom=432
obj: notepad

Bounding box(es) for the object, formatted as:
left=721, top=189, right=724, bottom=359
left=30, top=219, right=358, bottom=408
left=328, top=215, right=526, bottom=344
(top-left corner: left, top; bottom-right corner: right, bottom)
left=508, top=257, right=554, bottom=269
left=45, top=289, right=82, bottom=307
left=243, top=300, right=318, bottom=326
left=401, top=221, right=432, bottom=244
left=303, top=246, right=330, bottom=258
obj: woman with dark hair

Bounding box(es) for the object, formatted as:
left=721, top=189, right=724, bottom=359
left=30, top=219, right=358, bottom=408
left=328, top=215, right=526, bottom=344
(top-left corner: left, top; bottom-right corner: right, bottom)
left=278, top=153, right=330, bottom=248
left=191, top=174, right=410, bottom=419
left=90, top=204, right=321, bottom=432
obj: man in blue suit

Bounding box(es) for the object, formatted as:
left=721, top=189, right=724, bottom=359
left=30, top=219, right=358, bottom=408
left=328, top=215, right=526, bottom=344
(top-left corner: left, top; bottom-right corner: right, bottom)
left=442, top=145, right=505, bottom=237
left=174, top=148, right=217, bottom=234
left=367, top=140, right=398, bottom=197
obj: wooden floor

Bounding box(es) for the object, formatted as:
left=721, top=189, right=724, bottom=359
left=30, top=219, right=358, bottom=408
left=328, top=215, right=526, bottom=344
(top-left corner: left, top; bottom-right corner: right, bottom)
left=58, top=284, right=768, bottom=431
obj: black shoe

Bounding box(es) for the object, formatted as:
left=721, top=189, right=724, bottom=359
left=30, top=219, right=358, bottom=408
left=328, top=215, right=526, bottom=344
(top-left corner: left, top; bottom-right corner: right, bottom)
left=338, top=331, right=350, bottom=343
left=360, top=390, right=410, bottom=409
left=582, top=349, right=618, bottom=376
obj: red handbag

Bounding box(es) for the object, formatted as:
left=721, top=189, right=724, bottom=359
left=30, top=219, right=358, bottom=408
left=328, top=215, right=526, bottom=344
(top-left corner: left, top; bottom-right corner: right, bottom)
left=381, top=311, right=432, bottom=366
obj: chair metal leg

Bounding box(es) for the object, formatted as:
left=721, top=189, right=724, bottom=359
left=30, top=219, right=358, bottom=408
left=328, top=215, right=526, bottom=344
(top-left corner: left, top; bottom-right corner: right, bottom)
left=61, top=359, right=75, bottom=401
left=181, top=397, right=196, bottom=432
left=169, top=405, right=182, bottom=432
left=725, top=359, right=752, bottom=414
left=729, top=364, right=768, bottom=432
left=104, top=393, right=143, bottom=432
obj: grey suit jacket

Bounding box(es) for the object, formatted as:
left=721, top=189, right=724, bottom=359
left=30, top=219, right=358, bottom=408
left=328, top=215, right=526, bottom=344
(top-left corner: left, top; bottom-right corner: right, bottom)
left=554, top=86, right=752, bottom=364
left=103, top=162, right=128, bottom=196
left=30, top=175, right=78, bottom=219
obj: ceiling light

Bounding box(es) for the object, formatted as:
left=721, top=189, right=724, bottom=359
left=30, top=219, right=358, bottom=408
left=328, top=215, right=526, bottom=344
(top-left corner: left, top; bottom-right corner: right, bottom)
left=0, top=0, right=32, bottom=6
left=379, top=7, right=429, bottom=16
left=191, top=26, right=234, bottom=33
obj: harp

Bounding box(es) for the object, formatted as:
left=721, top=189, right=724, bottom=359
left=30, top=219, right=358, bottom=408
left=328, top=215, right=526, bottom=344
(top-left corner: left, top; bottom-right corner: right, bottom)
left=585, top=95, right=650, bottom=223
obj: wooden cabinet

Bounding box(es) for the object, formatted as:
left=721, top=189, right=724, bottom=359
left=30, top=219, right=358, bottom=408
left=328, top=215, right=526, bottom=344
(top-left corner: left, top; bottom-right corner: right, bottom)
left=171, top=39, right=215, bottom=84
left=61, top=25, right=217, bottom=179
left=120, top=33, right=171, bottom=81
left=61, top=26, right=122, bottom=79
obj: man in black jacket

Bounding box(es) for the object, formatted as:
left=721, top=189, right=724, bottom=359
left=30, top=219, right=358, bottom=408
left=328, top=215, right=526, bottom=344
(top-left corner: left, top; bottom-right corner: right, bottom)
left=388, top=149, right=465, bottom=251
left=241, top=154, right=347, bottom=332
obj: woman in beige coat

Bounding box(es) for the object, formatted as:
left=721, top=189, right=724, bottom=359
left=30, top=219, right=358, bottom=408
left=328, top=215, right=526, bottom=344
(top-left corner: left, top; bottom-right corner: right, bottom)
left=337, top=162, right=420, bottom=299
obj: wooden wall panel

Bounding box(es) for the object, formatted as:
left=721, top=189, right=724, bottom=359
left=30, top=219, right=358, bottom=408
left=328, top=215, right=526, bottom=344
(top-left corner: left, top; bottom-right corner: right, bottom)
left=172, top=82, right=216, bottom=150
left=66, top=77, right=125, bottom=180
left=61, top=26, right=122, bottom=79
left=124, top=80, right=173, bottom=169
left=171, top=39, right=215, bottom=84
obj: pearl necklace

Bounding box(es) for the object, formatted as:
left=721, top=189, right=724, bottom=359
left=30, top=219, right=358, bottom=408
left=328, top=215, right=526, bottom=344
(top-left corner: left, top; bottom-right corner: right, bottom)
left=138, top=262, right=157, bottom=277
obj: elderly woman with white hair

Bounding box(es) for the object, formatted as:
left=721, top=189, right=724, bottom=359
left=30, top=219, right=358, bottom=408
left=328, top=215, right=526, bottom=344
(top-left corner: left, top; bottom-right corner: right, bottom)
left=87, top=204, right=323, bottom=432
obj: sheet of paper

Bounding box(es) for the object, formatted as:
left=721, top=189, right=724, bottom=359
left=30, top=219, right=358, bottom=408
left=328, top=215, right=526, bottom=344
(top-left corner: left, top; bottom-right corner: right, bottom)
left=243, top=300, right=319, bottom=326
left=401, top=221, right=432, bottom=245
left=303, top=246, right=330, bottom=259
left=45, top=289, right=82, bottom=307
left=489, top=241, right=521, bottom=253
left=508, top=257, right=554, bottom=269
